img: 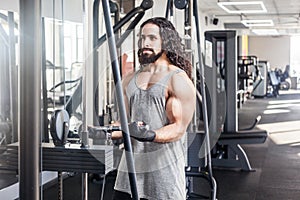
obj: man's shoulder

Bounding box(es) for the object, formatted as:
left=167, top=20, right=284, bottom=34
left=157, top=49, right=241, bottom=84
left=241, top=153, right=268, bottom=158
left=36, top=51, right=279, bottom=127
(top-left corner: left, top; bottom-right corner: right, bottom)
left=167, top=65, right=183, bottom=75
left=168, top=67, right=194, bottom=93
left=122, top=71, right=136, bottom=83
left=168, top=66, right=188, bottom=80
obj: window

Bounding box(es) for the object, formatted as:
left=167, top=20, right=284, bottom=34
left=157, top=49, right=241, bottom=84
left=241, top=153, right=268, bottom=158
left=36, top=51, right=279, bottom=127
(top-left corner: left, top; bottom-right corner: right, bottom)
left=290, top=35, right=300, bottom=77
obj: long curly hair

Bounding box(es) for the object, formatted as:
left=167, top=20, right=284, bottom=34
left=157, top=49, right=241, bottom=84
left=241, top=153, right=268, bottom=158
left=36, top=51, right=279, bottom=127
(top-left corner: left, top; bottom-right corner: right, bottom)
left=138, top=17, right=192, bottom=79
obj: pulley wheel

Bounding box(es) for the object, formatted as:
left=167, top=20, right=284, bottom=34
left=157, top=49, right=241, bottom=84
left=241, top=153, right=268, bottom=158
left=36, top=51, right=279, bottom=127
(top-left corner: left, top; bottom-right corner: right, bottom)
left=50, top=109, right=70, bottom=146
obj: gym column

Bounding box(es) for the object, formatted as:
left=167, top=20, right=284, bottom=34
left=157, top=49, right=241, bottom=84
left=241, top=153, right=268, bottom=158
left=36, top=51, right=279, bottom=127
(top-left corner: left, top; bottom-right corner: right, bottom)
left=19, top=0, right=41, bottom=199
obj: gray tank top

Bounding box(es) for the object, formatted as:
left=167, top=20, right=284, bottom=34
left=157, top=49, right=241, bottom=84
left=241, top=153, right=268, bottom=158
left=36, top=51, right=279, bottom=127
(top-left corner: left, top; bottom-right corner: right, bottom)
left=114, top=69, right=186, bottom=200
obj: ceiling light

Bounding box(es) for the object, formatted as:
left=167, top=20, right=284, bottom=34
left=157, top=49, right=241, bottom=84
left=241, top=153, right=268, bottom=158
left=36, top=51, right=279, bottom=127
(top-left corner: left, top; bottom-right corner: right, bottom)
left=252, top=29, right=279, bottom=35
left=217, top=1, right=267, bottom=14
left=241, top=19, right=274, bottom=27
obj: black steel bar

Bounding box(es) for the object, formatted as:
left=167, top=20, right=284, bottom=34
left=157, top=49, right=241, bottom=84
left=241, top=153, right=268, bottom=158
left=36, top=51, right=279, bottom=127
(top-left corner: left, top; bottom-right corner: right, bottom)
left=102, top=0, right=139, bottom=199
left=165, top=0, right=173, bottom=18
left=41, top=17, right=49, bottom=142
left=93, top=0, right=100, bottom=125
left=60, top=0, right=66, bottom=107
left=96, top=0, right=153, bottom=49
left=81, top=173, right=88, bottom=200
left=96, top=6, right=144, bottom=49
left=19, top=0, right=41, bottom=199
left=58, top=171, right=63, bottom=200
left=165, top=0, right=170, bottom=18
left=65, top=79, right=82, bottom=116
left=8, top=11, right=18, bottom=143
left=115, top=12, right=145, bottom=48
left=193, top=0, right=217, bottom=199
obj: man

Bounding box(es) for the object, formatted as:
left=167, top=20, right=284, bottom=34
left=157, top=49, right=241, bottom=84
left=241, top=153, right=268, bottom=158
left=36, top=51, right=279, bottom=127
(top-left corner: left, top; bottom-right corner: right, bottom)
left=112, top=17, right=196, bottom=199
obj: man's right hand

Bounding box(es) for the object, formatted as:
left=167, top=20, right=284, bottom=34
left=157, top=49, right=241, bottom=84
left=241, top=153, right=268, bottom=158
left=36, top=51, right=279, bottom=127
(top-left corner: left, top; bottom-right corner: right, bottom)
left=88, top=126, right=107, bottom=139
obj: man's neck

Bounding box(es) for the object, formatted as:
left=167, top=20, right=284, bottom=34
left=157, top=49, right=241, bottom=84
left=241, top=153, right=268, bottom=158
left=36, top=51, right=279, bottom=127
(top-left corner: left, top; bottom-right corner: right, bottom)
left=141, top=55, right=170, bottom=73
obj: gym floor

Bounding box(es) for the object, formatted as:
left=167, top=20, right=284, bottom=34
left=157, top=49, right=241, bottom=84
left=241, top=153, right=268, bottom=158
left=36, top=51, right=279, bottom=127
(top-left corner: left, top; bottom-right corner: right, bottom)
left=212, top=89, right=300, bottom=200
left=1, top=90, right=300, bottom=200
left=43, top=89, right=300, bottom=200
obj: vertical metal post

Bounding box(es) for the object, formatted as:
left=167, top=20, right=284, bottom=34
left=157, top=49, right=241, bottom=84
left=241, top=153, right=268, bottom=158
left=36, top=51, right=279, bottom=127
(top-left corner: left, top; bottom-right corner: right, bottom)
left=81, top=0, right=90, bottom=199
left=58, top=171, right=63, bottom=200
left=41, top=17, right=49, bottom=142
left=225, top=31, right=238, bottom=132
left=92, top=0, right=100, bottom=126
left=193, top=0, right=217, bottom=199
left=8, top=12, right=18, bottom=143
left=102, top=0, right=139, bottom=199
left=60, top=0, right=66, bottom=106
left=19, top=0, right=41, bottom=199
left=165, top=0, right=174, bottom=19
left=81, top=0, right=89, bottom=146
left=82, top=173, right=88, bottom=200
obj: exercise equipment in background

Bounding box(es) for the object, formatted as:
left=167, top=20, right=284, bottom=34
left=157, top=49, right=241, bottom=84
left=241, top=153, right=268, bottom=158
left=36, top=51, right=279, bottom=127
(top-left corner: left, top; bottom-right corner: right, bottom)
left=204, top=30, right=268, bottom=172
left=252, top=60, right=268, bottom=98
left=174, top=0, right=218, bottom=199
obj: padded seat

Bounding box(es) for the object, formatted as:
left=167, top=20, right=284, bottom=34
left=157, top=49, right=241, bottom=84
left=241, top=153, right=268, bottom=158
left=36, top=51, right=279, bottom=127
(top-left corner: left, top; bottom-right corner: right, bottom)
left=219, top=129, right=268, bottom=145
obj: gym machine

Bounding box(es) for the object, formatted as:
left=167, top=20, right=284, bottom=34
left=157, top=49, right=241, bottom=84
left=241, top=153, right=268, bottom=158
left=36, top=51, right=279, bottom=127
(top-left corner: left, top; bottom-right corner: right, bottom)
left=93, top=0, right=154, bottom=127
left=204, top=30, right=268, bottom=171
left=267, top=64, right=291, bottom=95
left=165, top=0, right=217, bottom=199
left=252, top=60, right=268, bottom=97
left=190, top=0, right=218, bottom=198
left=94, top=1, right=154, bottom=199
left=237, top=55, right=258, bottom=101
left=42, top=1, right=153, bottom=199
left=267, top=69, right=280, bottom=97
left=276, top=64, right=291, bottom=90
left=1, top=0, right=153, bottom=199
left=46, top=0, right=154, bottom=144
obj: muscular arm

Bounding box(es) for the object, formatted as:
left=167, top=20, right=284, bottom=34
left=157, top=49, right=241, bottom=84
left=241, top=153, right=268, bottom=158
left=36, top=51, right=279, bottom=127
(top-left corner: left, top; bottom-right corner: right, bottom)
left=153, top=72, right=196, bottom=143
left=111, top=70, right=196, bottom=142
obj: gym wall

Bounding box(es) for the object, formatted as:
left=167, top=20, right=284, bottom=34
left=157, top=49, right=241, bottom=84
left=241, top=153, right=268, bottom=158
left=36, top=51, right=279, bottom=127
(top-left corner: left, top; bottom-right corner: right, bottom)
left=248, top=35, right=290, bottom=70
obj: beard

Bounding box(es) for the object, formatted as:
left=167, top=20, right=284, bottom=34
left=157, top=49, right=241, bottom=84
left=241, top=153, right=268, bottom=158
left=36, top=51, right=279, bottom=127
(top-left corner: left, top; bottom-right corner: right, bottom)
left=138, top=48, right=164, bottom=65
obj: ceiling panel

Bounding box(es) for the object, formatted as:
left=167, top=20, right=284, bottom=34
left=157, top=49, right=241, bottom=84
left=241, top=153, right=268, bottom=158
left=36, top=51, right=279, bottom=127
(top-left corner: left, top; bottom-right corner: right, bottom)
left=198, top=0, right=300, bottom=36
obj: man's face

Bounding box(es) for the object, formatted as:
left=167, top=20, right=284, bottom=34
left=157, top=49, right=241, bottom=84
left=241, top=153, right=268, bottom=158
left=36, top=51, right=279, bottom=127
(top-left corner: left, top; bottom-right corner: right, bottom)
left=138, top=23, right=163, bottom=65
